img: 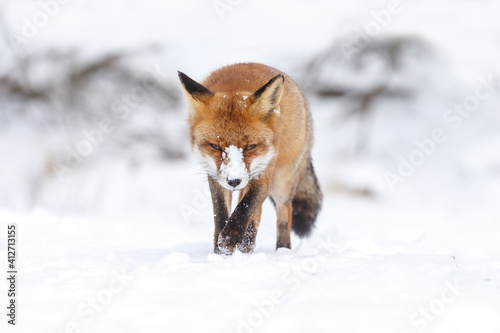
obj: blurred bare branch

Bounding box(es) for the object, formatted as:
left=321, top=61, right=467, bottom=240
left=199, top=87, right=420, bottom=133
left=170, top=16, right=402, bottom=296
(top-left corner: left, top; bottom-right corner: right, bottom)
left=0, top=19, right=185, bottom=168
left=301, top=35, right=435, bottom=154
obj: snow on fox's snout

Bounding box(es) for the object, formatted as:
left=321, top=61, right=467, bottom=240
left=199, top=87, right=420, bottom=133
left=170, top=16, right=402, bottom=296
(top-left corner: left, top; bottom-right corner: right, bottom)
left=218, top=146, right=249, bottom=190
left=217, top=145, right=276, bottom=191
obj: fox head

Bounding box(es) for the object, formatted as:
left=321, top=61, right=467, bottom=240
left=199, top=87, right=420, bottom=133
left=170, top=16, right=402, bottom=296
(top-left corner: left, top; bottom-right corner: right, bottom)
left=178, top=71, right=284, bottom=191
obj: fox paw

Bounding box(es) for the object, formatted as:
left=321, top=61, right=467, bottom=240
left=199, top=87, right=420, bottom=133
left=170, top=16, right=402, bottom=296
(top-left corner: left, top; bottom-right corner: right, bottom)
left=217, top=228, right=243, bottom=255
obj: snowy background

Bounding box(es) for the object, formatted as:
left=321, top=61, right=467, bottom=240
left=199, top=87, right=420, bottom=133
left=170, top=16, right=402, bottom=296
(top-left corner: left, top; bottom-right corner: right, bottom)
left=1, top=0, right=500, bottom=332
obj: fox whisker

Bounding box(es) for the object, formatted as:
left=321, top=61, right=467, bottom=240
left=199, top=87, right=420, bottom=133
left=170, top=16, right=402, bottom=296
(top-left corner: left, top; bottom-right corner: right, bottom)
left=249, top=164, right=268, bottom=178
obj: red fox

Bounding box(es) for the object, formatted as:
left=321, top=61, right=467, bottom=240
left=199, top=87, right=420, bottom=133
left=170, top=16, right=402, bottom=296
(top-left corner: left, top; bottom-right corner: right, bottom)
left=178, top=63, right=322, bottom=254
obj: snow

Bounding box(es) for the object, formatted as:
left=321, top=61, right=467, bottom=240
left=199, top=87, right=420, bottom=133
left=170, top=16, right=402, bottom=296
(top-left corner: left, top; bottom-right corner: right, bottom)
left=1, top=0, right=500, bottom=332
left=221, top=145, right=246, bottom=181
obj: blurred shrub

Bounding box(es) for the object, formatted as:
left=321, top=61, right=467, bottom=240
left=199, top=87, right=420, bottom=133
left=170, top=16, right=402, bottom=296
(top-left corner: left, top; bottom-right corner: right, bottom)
left=301, top=35, right=439, bottom=153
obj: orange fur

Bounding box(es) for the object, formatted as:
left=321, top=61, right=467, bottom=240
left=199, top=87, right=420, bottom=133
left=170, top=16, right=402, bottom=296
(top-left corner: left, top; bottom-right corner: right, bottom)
left=179, top=63, right=321, bottom=253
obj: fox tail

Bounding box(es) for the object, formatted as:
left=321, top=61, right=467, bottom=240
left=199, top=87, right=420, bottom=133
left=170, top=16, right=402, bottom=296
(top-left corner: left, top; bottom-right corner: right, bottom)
left=291, top=159, right=322, bottom=237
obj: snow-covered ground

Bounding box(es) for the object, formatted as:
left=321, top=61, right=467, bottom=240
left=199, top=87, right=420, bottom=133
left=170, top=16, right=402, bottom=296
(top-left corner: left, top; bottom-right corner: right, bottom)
left=1, top=0, right=500, bottom=332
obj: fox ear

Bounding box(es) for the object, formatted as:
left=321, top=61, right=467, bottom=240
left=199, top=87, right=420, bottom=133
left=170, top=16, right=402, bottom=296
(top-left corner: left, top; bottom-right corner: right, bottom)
left=178, top=71, right=213, bottom=103
left=252, top=74, right=284, bottom=118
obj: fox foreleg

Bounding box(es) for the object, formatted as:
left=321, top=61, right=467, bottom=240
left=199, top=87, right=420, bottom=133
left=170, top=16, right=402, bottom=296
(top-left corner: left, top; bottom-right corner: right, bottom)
left=217, top=178, right=269, bottom=254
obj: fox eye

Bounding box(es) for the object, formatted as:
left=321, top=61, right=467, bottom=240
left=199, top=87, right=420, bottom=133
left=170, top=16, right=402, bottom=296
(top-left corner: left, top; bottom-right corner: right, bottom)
left=245, top=144, right=257, bottom=151
left=210, top=144, right=222, bottom=151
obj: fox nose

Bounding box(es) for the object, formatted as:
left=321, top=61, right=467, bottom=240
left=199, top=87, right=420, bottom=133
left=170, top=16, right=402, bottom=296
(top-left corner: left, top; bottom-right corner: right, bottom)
left=227, top=178, right=241, bottom=188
